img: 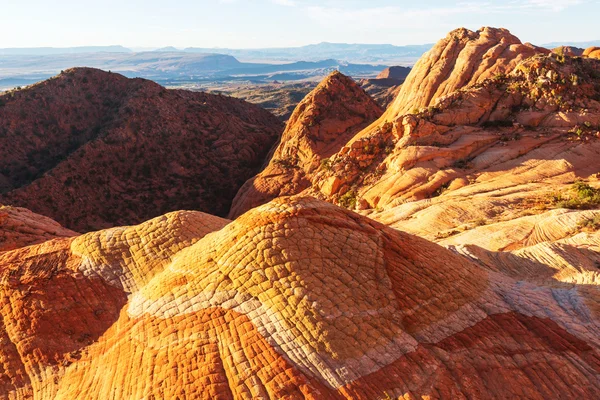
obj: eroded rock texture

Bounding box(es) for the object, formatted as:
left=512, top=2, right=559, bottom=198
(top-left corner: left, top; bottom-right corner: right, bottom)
left=387, top=27, right=549, bottom=117
left=0, top=68, right=283, bottom=231
left=0, top=206, right=77, bottom=252
left=229, top=71, right=382, bottom=218
left=277, top=35, right=600, bottom=250
left=0, top=197, right=598, bottom=399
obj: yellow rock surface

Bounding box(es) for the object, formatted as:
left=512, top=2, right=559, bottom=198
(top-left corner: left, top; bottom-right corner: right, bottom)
left=0, top=197, right=598, bottom=399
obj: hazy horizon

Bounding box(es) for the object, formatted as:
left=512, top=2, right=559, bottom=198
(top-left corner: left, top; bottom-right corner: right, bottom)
left=2, top=0, right=600, bottom=49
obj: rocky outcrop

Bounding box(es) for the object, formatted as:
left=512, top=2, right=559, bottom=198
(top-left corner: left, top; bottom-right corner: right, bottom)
left=0, top=68, right=283, bottom=231
left=553, top=46, right=584, bottom=57
left=0, top=197, right=598, bottom=399
left=375, top=66, right=411, bottom=80
left=585, top=46, right=600, bottom=59
left=303, top=50, right=600, bottom=214
left=0, top=206, right=77, bottom=252
left=226, top=28, right=600, bottom=260
left=229, top=71, right=382, bottom=218
left=386, top=27, right=548, bottom=118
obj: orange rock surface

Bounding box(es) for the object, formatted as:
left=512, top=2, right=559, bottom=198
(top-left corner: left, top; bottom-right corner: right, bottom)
left=0, top=68, right=283, bottom=232
left=1, top=26, right=600, bottom=399
left=584, top=46, right=600, bottom=59
left=0, top=206, right=77, bottom=252
left=387, top=27, right=548, bottom=117
left=0, top=197, right=598, bottom=399
left=229, top=71, right=382, bottom=218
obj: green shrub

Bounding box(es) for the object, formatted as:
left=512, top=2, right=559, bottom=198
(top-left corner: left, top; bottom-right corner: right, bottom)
left=578, top=214, right=600, bottom=231
left=339, top=190, right=357, bottom=209
left=320, top=158, right=332, bottom=171
left=553, top=181, right=600, bottom=209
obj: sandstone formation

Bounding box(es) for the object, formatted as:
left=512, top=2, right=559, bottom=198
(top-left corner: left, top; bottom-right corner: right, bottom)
left=585, top=46, right=600, bottom=59
left=1, top=26, right=600, bottom=400
left=0, top=206, right=77, bottom=252
left=299, top=44, right=600, bottom=223
left=553, top=46, right=585, bottom=57
left=231, top=27, right=600, bottom=286
left=0, top=68, right=283, bottom=231
left=229, top=71, right=383, bottom=218
left=0, top=196, right=598, bottom=399
left=386, top=27, right=548, bottom=117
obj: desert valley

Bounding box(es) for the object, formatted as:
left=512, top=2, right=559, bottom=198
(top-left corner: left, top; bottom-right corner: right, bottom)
left=0, top=20, right=600, bottom=400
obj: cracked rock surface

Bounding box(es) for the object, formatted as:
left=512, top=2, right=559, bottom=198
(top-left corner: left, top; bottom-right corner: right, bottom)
left=0, top=197, right=598, bottom=399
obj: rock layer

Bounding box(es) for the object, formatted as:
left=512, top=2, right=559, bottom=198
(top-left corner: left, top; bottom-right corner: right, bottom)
left=0, top=206, right=77, bottom=252
left=0, top=197, right=598, bottom=399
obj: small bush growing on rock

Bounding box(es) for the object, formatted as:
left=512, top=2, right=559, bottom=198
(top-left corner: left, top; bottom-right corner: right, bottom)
left=273, top=157, right=296, bottom=169
left=339, top=190, right=357, bottom=209
left=452, top=158, right=472, bottom=169
left=320, top=158, right=332, bottom=171
left=578, top=214, right=600, bottom=231
left=552, top=181, right=600, bottom=209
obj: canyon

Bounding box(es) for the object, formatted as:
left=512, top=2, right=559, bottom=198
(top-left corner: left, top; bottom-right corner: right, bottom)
left=0, top=27, right=599, bottom=399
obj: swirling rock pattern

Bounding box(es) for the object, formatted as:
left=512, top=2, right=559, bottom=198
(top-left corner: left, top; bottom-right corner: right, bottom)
left=0, top=197, right=598, bottom=399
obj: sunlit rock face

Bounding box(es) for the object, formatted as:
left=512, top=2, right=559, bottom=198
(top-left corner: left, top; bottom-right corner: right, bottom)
left=229, top=71, right=383, bottom=219
left=0, top=197, right=598, bottom=399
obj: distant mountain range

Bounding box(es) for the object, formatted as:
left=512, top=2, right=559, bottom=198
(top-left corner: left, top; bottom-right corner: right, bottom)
left=541, top=40, right=600, bottom=49
left=181, top=42, right=434, bottom=64
left=0, top=52, right=388, bottom=90
left=0, top=42, right=433, bottom=64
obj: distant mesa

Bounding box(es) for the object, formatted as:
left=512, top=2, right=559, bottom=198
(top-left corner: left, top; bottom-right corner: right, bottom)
left=375, top=66, right=411, bottom=81
left=153, top=46, right=182, bottom=52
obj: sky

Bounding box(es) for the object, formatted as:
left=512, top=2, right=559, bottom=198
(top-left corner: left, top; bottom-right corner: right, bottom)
left=1, top=0, right=599, bottom=49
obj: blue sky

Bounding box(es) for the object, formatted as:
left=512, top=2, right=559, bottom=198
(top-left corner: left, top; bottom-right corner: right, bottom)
left=2, top=0, right=599, bottom=48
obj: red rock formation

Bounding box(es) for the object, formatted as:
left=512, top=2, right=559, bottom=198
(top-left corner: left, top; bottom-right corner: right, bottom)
left=0, top=197, right=598, bottom=398
left=0, top=68, right=283, bottom=231
left=553, top=46, right=585, bottom=57
left=231, top=27, right=600, bottom=255
left=584, top=46, right=600, bottom=59
left=303, top=48, right=600, bottom=216
left=0, top=206, right=76, bottom=252
left=386, top=27, right=548, bottom=117
left=229, top=71, right=382, bottom=218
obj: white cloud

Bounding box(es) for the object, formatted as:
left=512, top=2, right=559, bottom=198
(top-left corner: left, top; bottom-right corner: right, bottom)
left=271, top=0, right=297, bottom=6
left=306, top=0, right=585, bottom=27
left=524, top=0, right=583, bottom=11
